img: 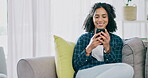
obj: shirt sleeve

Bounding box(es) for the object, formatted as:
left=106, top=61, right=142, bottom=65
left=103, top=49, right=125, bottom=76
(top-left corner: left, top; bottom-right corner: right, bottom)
left=72, top=35, right=93, bottom=72
left=104, top=37, right=123, bottom=63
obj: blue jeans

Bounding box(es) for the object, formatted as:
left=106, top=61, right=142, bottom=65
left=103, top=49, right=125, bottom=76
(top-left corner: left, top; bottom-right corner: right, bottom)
left=76, top=63, right=134, bottom=78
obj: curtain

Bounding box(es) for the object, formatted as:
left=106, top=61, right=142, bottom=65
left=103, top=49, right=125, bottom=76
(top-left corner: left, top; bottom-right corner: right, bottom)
left=7, top=0, right=50, bottom=78
left=49, top=0, right=89, bottom=55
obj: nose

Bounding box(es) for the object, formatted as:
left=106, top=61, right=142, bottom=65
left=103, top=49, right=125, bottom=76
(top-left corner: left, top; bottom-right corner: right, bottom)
left=98, top=17, right=103, bottom=21
left=97, top=17, right=103, bottom=24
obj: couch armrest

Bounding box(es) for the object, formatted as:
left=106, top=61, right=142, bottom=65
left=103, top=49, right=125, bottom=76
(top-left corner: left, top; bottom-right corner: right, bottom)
left=17, top=56, right=57, bottom=78
left=0, top=73, right=7, bottom=78
left=0, top=47, right=7, bottom=75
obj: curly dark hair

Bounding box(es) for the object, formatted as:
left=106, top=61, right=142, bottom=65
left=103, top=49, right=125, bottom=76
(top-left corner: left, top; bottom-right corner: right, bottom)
left=83, top=2, right=117, bottom=33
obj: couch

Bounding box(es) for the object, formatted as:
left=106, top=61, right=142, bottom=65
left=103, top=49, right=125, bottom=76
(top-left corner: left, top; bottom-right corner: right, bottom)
left=0, top=47, right=7, bottom=78
left=17, top=37, right=148, bottom=78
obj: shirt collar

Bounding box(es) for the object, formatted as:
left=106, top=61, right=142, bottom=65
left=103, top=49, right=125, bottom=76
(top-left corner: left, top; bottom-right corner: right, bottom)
left=89, top=30, right=95, bottom=34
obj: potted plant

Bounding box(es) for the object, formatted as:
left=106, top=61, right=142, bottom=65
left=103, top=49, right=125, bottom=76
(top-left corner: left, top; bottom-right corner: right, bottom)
left=126, top=0, right=132, bottom=6
left=123, top=0, right=137, bottom=21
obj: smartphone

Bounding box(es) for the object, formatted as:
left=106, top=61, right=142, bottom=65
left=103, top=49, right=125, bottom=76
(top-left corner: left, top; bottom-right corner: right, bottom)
left=96, top=29, right=105, bottom=45
left=96, top=29, right=105, bottom=34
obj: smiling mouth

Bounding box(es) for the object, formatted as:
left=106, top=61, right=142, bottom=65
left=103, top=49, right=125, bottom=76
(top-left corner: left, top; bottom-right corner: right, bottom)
left=97, top=23, right=103, bottom=27
left=98, top=24, right=103, bottom=25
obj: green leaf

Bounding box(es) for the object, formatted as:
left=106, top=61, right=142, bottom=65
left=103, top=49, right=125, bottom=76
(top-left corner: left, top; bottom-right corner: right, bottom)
left=128, top=0, right=132, bottom=2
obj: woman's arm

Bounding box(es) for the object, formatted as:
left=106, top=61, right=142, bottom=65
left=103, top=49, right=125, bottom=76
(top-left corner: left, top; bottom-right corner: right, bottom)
left=72, top=34, right=93, bottom=72
left=104, top=36, right=123, bottom=63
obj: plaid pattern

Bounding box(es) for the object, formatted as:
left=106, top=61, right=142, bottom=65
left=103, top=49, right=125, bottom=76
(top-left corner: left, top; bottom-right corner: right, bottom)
left=72, top=31, right=123, bottom=77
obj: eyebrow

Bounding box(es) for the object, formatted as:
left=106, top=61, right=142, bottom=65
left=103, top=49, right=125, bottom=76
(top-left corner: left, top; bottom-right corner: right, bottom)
left=94, top=14, right=107, bottom=16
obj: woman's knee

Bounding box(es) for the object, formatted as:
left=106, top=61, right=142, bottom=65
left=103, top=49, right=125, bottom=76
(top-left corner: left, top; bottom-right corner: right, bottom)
left=76, top=63, right=134, bottom=78
left=120, top=63, right=134, bottom=71
left=117, top=63, right=134, bottom=76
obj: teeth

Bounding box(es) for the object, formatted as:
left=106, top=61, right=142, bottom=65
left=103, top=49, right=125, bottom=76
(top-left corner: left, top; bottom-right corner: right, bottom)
left=98, top=24, right=103, bottom=25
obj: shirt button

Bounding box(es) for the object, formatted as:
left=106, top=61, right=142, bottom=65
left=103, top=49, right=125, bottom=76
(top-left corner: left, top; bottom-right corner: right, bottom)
left=86, top=60, right=87, bottom=61
left=106, top=59, right=108, bottom=61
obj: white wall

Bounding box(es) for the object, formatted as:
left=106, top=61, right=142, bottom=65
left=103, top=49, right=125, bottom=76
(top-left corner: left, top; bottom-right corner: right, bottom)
left=49, top=0, right=148, bottom=55
left=112, top=0, right=148, bottom=39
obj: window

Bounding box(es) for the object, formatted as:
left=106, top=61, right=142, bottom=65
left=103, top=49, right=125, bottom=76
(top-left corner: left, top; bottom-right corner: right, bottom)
left=0, top=0, right=7, bottom=58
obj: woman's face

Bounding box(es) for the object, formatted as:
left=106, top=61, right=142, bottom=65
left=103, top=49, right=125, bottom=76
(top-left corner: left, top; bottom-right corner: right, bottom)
left=93, top=8, right=108, bottom=29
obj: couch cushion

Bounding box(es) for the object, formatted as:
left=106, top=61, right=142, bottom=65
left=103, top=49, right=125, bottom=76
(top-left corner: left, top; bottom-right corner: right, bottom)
left=145, top=42, right=148, bottom=78
left=122, top=37, right=146, bottom=78
left=54, top=35, right=75, bottom=78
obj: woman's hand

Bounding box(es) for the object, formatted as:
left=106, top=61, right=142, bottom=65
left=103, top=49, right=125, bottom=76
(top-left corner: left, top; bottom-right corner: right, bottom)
left=85, top=32, right=103, bottom=56
left=86, top=29, right=111, bottom=56
left=98, top=29, right=111, bottom=53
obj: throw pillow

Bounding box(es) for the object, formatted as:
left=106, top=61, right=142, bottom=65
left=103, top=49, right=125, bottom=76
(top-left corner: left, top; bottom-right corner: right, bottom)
left=54, top=35, right=75, bottom=78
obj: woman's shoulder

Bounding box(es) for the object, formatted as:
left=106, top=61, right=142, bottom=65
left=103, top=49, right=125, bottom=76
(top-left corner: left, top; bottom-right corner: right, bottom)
left=77, top=32, right=93, bottom=40
left=79, top=32, right=93, bottom=38
left=110, top=33, right=122, bottom=41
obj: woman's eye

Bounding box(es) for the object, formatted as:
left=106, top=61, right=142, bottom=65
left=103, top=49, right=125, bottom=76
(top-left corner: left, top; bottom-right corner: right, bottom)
left=95, top=17, right=99, bottom=18
left=103, top=16, right=106, bottom=18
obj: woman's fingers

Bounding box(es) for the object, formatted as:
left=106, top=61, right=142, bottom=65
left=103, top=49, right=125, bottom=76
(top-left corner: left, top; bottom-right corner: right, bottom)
left=93, top=33, right=101, bottom=39
left=105, top=29, right=109, bottom=36
left=100, top=30, right=109, bottom=39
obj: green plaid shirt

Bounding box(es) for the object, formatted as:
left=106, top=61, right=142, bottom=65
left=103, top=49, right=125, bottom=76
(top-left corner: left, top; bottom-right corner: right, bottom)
left=72, top=31, right=123, bottom=77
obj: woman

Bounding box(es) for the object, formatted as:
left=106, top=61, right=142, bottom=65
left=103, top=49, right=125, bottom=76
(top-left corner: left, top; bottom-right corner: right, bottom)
left=72, top=2, right=134, bottom=78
